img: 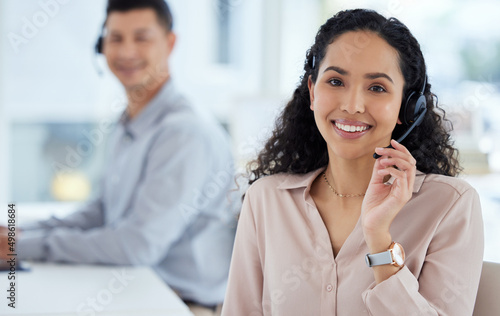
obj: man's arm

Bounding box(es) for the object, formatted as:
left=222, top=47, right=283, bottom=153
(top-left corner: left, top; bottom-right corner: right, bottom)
left=1, top=194, right=105, bottom=260
left=21, top=197, right=105, bottom=232
left=18, top=122, right=225, bottom=264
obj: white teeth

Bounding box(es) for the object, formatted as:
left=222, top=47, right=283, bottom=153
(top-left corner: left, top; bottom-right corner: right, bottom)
left=335, top=122, right=369, bottom=132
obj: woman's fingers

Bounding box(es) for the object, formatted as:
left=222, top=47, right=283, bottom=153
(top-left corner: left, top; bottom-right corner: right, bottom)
left=374, top=141, right=416, bottom=165
left=369, top=155, right=389, bottom=184
left=374, top=140, right=416, bottom=191
left=378, top=157, right=416, bottom=176
left=377, top=166, right=407, bottom=180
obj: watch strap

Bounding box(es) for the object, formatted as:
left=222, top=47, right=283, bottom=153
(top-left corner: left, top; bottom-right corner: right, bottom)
left=365, top=250, right=393, bottom=267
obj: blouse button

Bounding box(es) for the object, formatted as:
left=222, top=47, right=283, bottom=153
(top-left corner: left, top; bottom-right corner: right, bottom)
left=326, top=284, right=333, bottom=292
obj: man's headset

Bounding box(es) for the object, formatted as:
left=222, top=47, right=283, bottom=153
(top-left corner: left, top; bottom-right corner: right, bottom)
left=92, top=24, right=107, bottom=75
left=373, top=77, right=427, bottom=159
left=95, top=23, right=105, bottom=54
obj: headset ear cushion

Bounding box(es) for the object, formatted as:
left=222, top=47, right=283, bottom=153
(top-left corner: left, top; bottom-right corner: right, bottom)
left=400, top=91, right=416, bottom=126
left=400, top=91, right=427, bottom=125
left=95, top=36, right=103, bottom=54
left=413, top=94, right=427, bottom=119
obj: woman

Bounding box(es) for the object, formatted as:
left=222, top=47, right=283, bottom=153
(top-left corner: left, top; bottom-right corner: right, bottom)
left=221, top=9, right=484, bottom=316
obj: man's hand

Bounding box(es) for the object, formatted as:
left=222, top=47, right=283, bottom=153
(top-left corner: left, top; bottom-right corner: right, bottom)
left=0, top=226, right=10, bottom=259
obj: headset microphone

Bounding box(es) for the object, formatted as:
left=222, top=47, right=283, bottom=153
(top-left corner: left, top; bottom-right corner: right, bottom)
left=93, top=24, right=105, bottom=76
left=92, top=49, right=104, bottom=76
left=373, top=77, right=427, bottom=159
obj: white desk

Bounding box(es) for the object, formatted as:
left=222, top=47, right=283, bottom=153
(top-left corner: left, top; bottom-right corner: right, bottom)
left=0, top=262, right=193, bottom=316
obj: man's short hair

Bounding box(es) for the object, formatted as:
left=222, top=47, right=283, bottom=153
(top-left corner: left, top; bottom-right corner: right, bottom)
left=106, top=0, right=173, bottom=31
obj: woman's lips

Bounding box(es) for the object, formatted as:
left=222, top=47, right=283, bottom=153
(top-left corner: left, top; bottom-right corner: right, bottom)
left=331, top=120, right=372, bottom=139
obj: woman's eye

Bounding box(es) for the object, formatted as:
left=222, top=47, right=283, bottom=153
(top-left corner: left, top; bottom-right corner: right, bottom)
left=329, top=79, right=343, bottom=86
left=370, top=85, right=386, bottom=93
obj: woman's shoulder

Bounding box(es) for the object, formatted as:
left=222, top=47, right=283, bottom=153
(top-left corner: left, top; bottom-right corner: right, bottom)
left=420, top=173, right=476, bottom=196
left=247, top=173, right=297, bottom=193
left=247, top=170, right=320, bottom=194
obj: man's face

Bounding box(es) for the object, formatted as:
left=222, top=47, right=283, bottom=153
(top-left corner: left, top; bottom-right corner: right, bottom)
left=103, top=8, right=175, bottom=91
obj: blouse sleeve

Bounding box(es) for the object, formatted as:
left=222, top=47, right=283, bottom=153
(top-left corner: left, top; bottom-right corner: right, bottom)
left=362, top=187, right=484, bottom=315
left=221, top=190, right=264, bottom=316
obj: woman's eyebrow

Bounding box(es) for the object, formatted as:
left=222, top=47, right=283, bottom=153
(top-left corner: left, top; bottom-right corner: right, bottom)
left=365, top=72, right=394, bottom=84
left=323, top=66, right=395, bottom=84
left=323, top=66, right=348, bottom=75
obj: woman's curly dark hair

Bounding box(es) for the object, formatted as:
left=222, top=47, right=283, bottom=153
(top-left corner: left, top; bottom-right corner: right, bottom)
left=248, top=9, right=461, bottom=185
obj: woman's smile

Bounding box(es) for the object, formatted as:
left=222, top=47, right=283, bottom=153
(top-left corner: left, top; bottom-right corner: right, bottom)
left=332, top=119, right=372, bottom=139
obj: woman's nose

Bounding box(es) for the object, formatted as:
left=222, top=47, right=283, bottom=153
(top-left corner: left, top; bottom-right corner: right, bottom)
left=340, top=88, right=365, bottom=114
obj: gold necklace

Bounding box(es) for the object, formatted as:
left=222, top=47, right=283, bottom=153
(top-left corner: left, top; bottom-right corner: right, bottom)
left=322, top=172, right=365, bottom=198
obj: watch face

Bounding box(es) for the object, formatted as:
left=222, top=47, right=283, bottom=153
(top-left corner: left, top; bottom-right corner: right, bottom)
left=392, top=243, right=405, bottom=266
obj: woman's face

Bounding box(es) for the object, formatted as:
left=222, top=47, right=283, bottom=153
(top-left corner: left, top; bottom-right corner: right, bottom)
left=308, top=30, right=405, bottom=161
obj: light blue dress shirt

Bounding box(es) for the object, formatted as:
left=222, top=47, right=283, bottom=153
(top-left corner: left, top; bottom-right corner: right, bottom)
left=18, top=80, right=239, bottom=305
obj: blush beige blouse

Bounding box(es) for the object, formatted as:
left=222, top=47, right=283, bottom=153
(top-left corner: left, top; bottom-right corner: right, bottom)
left=221, top=168, right=483, bottom=316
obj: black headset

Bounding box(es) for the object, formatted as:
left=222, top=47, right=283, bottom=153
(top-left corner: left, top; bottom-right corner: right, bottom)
left=400, top=77, right=427, bottom=127
left=95, top=23, right=105, bottom=54
left=92, top=25, right=105, bottom=75
left=373, top=77, right=427, bottom=158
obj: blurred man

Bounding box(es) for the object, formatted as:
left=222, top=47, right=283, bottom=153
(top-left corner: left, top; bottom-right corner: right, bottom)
left=0, top=0, right=236, bottom=314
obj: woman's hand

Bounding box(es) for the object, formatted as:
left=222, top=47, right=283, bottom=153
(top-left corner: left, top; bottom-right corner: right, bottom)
left=361, top=139, right=416, bottom=252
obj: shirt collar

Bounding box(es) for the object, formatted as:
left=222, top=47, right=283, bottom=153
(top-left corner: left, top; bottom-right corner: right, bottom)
left=277, top=167, right=426, bottom=193
left=120, top=79, right=177, bottom=138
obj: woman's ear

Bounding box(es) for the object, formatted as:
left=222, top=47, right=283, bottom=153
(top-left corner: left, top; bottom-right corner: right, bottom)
left=308, top=76, right=315, bottom=110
